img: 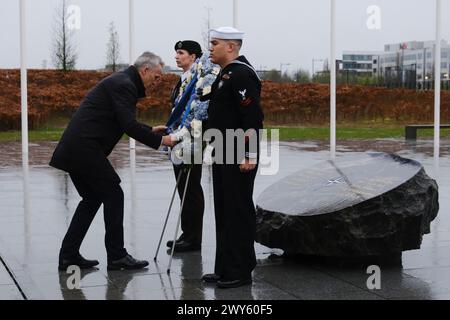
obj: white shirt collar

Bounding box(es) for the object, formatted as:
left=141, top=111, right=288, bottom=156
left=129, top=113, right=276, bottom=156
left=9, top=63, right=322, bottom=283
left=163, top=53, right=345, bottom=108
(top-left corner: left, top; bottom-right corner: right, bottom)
left=181, top=70, right=190, bottom=82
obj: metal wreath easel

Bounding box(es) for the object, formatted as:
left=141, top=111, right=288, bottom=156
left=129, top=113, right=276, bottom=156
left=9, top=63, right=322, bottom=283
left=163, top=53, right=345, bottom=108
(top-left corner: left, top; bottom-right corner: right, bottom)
left=153, top=165, right=192, bottom=274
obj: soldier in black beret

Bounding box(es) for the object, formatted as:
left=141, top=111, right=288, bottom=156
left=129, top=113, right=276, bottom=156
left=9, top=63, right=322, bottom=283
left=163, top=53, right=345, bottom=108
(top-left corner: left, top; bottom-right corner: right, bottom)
left=166, top=40, right=205, bottom=252
left=174, top=40, right=203, bottom=59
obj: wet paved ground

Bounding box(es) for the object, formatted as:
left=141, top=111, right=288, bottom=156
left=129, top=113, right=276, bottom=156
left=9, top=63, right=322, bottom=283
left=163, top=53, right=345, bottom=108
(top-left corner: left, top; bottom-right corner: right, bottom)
left=0, top=259, right=23, bottom=300
left=0, top=137, right=449, bottom=300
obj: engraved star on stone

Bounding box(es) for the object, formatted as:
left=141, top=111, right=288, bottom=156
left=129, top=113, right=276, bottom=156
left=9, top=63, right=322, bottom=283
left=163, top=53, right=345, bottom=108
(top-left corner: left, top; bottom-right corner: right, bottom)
left=325, top=177, right=344, bottom=186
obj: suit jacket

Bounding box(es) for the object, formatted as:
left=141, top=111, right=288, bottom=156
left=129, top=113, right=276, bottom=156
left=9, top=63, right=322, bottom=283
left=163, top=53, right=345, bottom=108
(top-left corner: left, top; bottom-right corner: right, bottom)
left=49, top=66, right=162, bottom=175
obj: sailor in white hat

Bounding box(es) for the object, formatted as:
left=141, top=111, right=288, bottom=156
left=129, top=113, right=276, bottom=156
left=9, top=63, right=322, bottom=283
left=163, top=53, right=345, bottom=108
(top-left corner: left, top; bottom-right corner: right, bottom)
left=208, top=27, right=245, bottom=69
left=202, top=27, right=264, bottom=289
left=209, top=26, right=245, bottom=40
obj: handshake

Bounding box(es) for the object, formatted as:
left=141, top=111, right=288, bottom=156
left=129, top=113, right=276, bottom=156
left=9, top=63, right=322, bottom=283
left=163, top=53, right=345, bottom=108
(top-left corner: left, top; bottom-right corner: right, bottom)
left=152, top=125, right=180, bottom=148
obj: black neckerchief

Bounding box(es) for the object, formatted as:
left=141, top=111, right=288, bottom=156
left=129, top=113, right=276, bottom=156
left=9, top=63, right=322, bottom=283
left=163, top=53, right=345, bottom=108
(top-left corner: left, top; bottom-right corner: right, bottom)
left=220, top=55, right=252, bottom=76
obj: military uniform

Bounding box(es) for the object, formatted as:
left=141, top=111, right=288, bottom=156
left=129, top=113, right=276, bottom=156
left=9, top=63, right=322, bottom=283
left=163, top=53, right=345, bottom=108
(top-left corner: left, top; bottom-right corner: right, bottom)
left=167, top=40, right=205, bottom=250
left=207, top=55, right=264, bottom=281
left=170, top=78, right=205, bottom=249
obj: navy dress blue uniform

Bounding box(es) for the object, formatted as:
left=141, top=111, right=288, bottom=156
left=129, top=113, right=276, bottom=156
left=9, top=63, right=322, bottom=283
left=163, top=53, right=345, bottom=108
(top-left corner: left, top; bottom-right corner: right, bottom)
left=50, top=66, right=162, bottom=262
left=207, top=56, right=264, bottom=281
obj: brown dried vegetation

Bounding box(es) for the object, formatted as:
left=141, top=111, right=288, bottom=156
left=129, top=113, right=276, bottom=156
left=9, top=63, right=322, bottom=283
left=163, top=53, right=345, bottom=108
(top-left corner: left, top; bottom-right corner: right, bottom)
left=0, top=69, right=448, bottom=131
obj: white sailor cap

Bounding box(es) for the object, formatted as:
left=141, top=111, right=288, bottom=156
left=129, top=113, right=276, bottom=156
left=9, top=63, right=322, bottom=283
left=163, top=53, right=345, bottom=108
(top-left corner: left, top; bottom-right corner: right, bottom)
left=210, top=26, right=245, bottom=40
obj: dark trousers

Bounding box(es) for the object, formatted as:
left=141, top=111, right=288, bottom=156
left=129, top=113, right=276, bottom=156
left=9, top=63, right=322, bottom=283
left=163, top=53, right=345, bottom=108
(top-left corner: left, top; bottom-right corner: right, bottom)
left=60, top=168, right=127, bottom=261
left=173, top=164, right=204, bottom=244
left=212, top=164, right=257, bottom=280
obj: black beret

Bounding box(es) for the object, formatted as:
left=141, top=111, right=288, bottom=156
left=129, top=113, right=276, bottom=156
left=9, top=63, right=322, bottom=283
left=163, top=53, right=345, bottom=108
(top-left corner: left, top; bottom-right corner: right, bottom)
left=174, top=40, right=203, bottom=58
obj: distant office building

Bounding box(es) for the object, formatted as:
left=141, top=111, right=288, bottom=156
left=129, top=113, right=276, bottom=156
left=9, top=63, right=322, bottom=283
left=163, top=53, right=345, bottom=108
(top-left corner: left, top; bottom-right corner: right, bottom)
left=342, top=51, right=383, bottom=76
left=342, top=40, right=450, bottom=87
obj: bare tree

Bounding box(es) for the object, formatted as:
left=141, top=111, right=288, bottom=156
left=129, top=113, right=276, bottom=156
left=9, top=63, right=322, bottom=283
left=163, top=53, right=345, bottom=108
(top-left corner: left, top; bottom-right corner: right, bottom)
left=106, top=21, right=121, bottom=72
left=261, top=69, right=282, bottom=82
left=52, top=0, right=77, bottom=71
left=294, top=69, right=311, bottom=83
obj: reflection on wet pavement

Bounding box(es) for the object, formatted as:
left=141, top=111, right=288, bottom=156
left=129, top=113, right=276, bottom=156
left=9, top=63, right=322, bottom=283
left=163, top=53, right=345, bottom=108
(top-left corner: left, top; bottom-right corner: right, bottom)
left=0, top=138, right=449, bottom=300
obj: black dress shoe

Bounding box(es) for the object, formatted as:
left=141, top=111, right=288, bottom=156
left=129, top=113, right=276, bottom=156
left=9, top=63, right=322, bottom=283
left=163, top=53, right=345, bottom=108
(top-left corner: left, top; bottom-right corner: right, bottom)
left=172, top=240, right=201, bottom=252
left=201, top=273, right=221, bottom=283
left=166, top=235, right=185, bottom=248
left=217, top=278, right=252, bottom=289
left=58, top=254, right=99, bottom=271
left=107, top=254, right=149, bottom=270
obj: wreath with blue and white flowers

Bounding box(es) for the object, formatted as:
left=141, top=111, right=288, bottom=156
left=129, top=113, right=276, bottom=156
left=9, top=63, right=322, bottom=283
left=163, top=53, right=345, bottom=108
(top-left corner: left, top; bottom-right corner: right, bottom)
left=167, top=53, right=220, bottom=165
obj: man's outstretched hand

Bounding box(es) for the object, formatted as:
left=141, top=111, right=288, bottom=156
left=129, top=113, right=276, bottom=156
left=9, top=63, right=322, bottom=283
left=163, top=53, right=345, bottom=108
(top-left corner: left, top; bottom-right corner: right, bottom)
left=152, top=125, right=168, bottom=135
left=161, top=134, right=178, bottom=148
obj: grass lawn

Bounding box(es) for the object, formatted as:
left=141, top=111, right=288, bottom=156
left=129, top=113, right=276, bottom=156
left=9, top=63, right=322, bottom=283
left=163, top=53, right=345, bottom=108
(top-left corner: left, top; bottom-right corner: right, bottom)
left=0, top=127, right=64, bottom=142
left=267, top=126, right=450, bottom=140
left=1, top=124, right=449, bottom=143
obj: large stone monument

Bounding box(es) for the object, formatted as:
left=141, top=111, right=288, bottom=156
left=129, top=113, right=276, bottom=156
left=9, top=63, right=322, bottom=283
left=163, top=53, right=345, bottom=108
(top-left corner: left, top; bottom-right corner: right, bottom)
left=255, top=152, right=439, bottom=257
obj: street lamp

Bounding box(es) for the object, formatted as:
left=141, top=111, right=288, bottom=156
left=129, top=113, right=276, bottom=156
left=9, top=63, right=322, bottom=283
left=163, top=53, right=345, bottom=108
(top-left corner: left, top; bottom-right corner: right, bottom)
left=205, top=6, right=212, bottom=49
left=233, top=0, right=238, bottom=28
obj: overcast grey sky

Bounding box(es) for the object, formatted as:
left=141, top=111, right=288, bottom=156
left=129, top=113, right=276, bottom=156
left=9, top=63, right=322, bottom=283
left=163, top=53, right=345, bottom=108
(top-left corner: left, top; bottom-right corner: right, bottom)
left=1, top=0, right=449, bottom=74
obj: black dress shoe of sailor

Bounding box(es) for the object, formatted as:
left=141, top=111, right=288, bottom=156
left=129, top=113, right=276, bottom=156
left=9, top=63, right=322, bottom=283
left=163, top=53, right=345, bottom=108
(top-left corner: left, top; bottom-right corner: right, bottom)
left=201, top=273, right=221, bottom=283
left=166, top=238, right=184, bottom=248
left=58, top=254, right=99, bottom=271
left=107, top=254, right=149, bottom=270
left=166, top=233, right=187, bottom=248
left=217, top=278, right=252, bottom=289
left=172, top=240, right=201, bottom=252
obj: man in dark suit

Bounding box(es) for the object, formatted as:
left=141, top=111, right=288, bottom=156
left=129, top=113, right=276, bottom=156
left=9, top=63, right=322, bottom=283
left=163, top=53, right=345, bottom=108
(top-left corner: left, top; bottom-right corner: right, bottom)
left=50, top=52, right=177, bottom=271
left=166, top=40, right=205, bottom=252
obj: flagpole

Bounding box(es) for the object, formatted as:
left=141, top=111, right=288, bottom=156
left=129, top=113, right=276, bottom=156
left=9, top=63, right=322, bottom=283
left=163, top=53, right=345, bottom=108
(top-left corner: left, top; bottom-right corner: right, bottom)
left=129, top=0, right=136, bottom=149
left=20, top=0, right=29, bottom=158
left=330, top=0, right=336, bottom=160
left=434, top=0, right=441, bottom=166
